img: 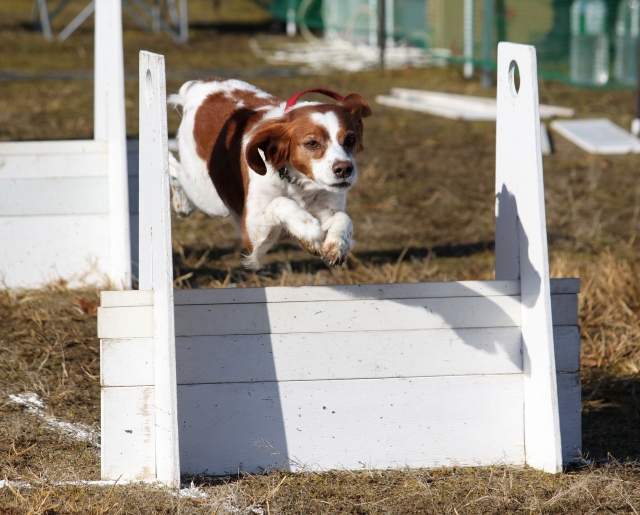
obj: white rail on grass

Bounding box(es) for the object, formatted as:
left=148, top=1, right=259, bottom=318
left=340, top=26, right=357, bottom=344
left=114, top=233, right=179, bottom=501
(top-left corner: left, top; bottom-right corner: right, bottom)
left=98, top=43, right=581, bottom=485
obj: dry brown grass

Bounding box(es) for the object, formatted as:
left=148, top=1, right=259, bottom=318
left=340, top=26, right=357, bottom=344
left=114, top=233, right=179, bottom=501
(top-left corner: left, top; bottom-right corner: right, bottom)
left=3, top=255, right=640, bottom=510
left=2, top=0, right=640, bottom=512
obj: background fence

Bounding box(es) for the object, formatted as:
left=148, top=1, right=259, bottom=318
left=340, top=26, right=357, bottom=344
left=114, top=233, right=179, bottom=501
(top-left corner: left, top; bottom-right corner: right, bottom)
left=271, top=0, right=638, bottom=87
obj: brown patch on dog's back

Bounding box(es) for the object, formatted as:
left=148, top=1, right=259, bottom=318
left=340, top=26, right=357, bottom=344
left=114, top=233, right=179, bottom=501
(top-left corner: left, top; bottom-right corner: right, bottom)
left=193, top=86, right=279, bottom=218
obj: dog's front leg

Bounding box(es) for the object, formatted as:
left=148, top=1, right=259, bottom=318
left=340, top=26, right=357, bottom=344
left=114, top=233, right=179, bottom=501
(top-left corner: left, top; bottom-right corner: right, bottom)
left=243, top=197, right=325, bottom=269
left=168, top=152, right=196, bottom=217
left=320, top=212, right=353, bottom=266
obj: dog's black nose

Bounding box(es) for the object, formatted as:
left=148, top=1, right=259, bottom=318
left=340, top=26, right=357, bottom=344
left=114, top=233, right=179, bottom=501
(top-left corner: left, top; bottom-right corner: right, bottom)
left=332, top=161, right=353, bottom=178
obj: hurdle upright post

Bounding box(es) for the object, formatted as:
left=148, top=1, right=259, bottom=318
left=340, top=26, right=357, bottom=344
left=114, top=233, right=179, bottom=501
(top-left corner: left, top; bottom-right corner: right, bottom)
left=495, top=42, right=562, bottom=473
left=95, top=0, right=131, bottom=288
left=138, top=51, right=180, bottom=488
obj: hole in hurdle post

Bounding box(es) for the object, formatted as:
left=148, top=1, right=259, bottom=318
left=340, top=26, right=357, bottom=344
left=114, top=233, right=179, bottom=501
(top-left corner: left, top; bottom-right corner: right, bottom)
left=508, top=60, right=520, bottom=97
left=145, top=69, right=153, bottom=107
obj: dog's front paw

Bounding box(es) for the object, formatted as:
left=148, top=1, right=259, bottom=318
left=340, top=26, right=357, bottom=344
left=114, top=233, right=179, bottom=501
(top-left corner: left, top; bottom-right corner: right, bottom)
left=289, top=213, right=325, bottom=256
left=170, top=176, right=195, bottom=218
left=321, top=235, right=353, bottom=266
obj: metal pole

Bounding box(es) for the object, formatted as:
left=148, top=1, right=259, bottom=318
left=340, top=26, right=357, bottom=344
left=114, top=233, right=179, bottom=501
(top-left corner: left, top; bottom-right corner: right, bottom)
left=496, top=0, right=506, bottom=42
left=634, top=36, right=640, bottom=136
left=36, top=0, right=53, bottom=41
left=178, top=0, right=188, bottom=43
left=481, top=0, right=495, bottom=88
left=464, top=0, right=474, bottom=79
left=379, top=0, right=386, bottom=69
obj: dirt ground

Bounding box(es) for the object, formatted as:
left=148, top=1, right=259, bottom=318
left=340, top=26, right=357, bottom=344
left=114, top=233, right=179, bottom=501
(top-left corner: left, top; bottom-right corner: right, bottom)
left=1, top=0, right=640, bottom=513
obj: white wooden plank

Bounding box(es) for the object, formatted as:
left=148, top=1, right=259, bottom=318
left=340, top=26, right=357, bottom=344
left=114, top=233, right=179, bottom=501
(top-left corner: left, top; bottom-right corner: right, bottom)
left=557, top=373, right=581, bottom=462
left=0, top=215, right=110, bottom=289
left=138, top=50, right=180, bottom=487
left=102, top=328, right=580, bottom=386
left=496, top=42, right=562, bottom=473
left=390, top=88, right=577, bottom=119
left=101, top=386, right=156, bottom=480
left=0, top=148, right=108, bottom=179
left=101, top=290, right=154, bottom=308
left=175, top=328, right=523, bottom=384
left=101, top=338, right=155, bottom=387
left=551, top=118, right=640, bottom=154
left=173, top=278, right=579, bottom=306
left=551, top=294, right=579, bottom=326
left=554, top=326, right=580, bottom=373
left=174, top=295, right=523, bottom=337
left=97, top=306, right=154, bottom=339
left=0, top=178, right=109, bottom=216
left=378, top=88, right=574, bottom=121
left=0, top=139, right=107, bottom=157
left=389, top=89, right=576, bottom=118
left=376, top=94, right=496, bottom=121
left=173, top=280, right=521, bottom=305
left=177, top=375, right=526, bottom=475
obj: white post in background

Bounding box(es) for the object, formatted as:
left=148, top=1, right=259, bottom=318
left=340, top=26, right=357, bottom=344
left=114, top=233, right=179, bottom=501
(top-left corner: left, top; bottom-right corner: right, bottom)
left=463, top=0, right=474, bottom=79
left=95, top=0, right=131, bottom=289
left=178, top=0, right=189, bottom=43
left=385, top=0, right=394, bottom=48
left=495, top=42, right=562, bottom=473
left=286, top=0, right=296, bottom=37
left=138, top=51, right=180, bottom=488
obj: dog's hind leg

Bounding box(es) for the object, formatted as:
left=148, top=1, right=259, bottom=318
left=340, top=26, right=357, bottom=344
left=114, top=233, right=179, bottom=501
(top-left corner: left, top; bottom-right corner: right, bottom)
left=168, top=152, right=196, bottom=217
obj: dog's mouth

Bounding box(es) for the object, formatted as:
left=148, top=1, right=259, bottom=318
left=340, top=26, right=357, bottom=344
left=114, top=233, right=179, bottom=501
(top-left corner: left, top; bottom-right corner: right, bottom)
left=322, top=180, right=353, bottom=192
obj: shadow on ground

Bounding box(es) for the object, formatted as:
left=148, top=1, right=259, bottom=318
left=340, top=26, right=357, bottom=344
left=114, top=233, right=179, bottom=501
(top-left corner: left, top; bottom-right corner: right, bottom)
left=172, top=241, right=496, bottom=284
left=581, top=371, right=640, bottom=462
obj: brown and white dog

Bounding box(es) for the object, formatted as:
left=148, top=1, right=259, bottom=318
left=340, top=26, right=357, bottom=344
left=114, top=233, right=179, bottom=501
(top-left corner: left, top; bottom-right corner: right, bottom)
left=168, top=79, right=371, bottom=270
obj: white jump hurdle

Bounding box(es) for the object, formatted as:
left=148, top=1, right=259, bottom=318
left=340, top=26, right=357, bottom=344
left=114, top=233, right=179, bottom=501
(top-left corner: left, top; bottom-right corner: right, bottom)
left=0, top=0, right=132, bottom=289
left=98, top=44, right=581, bottom=488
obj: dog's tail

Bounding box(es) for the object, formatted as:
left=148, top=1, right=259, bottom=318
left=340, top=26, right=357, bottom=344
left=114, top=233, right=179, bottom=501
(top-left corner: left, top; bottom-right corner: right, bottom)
left=167, top=80, right=197, bottom=110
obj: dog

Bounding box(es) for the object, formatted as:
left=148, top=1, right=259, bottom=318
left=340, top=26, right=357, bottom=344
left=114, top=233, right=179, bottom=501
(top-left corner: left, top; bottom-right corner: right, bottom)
left=168, top=79, right=371, bottom=270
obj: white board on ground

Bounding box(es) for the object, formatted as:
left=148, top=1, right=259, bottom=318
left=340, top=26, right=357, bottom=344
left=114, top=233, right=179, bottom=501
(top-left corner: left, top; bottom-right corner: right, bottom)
left=375, top=88, right=575, bottom=120
left=551, top=118, right=640, bottom=154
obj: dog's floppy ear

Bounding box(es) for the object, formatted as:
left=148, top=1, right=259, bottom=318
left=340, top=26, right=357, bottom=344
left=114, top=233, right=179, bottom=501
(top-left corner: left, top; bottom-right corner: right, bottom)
left=338, top=94, right=372, bottom=153
left=337, top=93, right=372, bottom=120
left=245, top=122, right=290, bottom=176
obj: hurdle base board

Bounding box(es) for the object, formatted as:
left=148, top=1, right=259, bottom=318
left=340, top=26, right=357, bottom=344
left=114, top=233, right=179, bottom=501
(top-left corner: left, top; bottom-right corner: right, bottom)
left=100, top=278, right=581, bottom=479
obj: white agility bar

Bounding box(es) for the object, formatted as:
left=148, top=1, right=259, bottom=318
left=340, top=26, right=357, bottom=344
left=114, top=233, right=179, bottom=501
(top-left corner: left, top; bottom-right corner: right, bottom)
left=138, top=51, right=180, bottom=488
left=495, top=42, right=562, bottom=473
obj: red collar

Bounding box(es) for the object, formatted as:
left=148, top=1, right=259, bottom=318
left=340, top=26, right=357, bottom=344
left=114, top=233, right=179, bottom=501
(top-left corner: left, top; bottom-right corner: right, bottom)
left=284, top=88, right=344, bottom=112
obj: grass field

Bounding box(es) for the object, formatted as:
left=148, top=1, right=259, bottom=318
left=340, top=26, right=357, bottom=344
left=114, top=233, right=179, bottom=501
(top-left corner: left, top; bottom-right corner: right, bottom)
left=1, top=0, right=640, bottom=513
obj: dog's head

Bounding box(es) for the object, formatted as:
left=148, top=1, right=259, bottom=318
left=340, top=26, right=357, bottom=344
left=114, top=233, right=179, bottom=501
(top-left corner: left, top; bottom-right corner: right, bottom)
left=245, top=93, right=372, bottom=192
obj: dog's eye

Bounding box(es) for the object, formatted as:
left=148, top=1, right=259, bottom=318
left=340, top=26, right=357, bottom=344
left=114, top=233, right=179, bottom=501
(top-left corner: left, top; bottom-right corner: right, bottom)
left=344, top=136, right=356, bottom=148
left=305, top=141, right=319, bottom=149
